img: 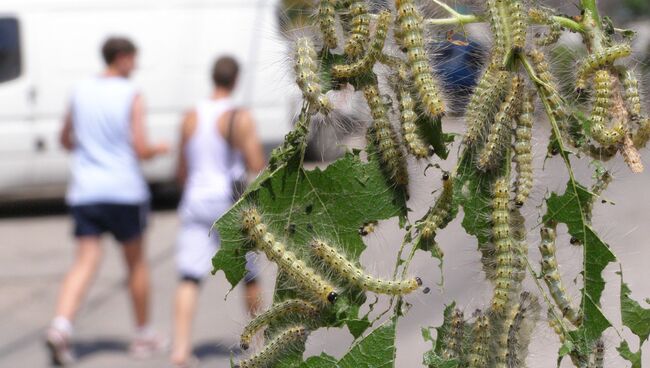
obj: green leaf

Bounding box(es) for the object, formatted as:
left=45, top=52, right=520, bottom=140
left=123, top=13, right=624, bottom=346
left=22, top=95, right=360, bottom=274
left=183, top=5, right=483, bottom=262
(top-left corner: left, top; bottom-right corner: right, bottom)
left=618, top=340, right=642, bottom=368
left=347, top=317, right=372, bottom=339
left=300, top=353, right=339, bottom=368
left=338, top=321, right=397, bottom=368
left=421, top=303, right=459, bottom=368
left=544, top=180, right=616, bottom=347
left=620, top=274, right=650, bottom=344
left=416, top=113, right=453, bottom=160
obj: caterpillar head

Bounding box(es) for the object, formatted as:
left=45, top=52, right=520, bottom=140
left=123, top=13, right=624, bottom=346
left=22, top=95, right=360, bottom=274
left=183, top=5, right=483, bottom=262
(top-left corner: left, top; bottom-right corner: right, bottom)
left=327, top=291, right=338, bottom=303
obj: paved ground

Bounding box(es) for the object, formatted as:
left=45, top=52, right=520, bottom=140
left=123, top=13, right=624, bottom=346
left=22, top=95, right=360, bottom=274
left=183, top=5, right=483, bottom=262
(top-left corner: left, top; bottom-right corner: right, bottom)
left=1, top=124, right=650, bottom=367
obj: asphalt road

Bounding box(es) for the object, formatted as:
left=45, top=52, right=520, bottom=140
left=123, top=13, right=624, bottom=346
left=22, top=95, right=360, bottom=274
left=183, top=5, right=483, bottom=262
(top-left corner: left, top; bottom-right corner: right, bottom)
left=1, top=122, right=650, bottom=367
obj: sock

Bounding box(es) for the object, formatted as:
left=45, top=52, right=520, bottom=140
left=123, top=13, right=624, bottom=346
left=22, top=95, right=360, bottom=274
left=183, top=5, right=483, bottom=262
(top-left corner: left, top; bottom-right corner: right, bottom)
left=135, top=324, right=153, bottom=339
left=51, top=316, right=73, bottom=337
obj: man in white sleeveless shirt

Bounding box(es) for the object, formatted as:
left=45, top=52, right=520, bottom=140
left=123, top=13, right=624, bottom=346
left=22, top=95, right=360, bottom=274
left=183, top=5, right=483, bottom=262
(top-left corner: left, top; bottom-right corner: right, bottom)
left=170, top=57, right=265, bottom=367
left=46, top=37, right=169, bottom=366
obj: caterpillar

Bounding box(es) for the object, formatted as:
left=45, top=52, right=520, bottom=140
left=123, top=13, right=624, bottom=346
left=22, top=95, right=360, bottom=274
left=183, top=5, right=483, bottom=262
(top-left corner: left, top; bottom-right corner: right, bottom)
left=241, top=207, right=338, bottom=304
left=509, top=0, right=527, bottom=51
left=344, top=0, right=371, bottom=58
left=363, top=83, right=409, bottom=187
left=441, top=309, right=465, bottom=361
left=318, top=0, right=338, bottom=50
left=294, top=38, right=331, bottom=113
left=509, top=208, right=529, bottom=284
left=506, top=291, right=540, bottom=368
left=494, top=301, right=519, bottom=368
left=467, top=311, right=490, bottom=368
left=358, top=220, right=378, bottom=236
left=619, top=68, right=642, bottom=118
left=590, top=69, right=625, bottom=147
left=529, top=7, right=562, bottom=46
left=513, top=92, right=534, bottom=207
left=463, top=65, right=510, bottom=147
left=397, top=83, right=430, bottom=158
left=547, top=308, right=566, bottom=343
left=490, top=177, right=517, bottom=315
left=395, top=0, right=445, bottom=117
left=486, top=0, right=507, bottom=56
left=333, top=11, right=390, bottom=79
left=235, top=326, right=308, bottom=368
left=309, top=238, right=422, bottom=295
left=419, top=172, right=454, bottom=240
left=633, top=117, right=650, bottom=149
left=476, top=75, right=524, bottom=171
left=588, top=339, right=605, bottom=368
left=539, top=224, right=581, bottom=326
left=528, top=49, right=567, bottom=122
left=575, top=43, right=632, bottom=92
left=240, top=299, right=318, bottom=350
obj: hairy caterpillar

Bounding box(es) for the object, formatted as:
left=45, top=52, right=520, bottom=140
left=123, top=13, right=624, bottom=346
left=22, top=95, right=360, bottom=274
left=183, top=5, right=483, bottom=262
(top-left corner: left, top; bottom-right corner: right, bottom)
left=506, top=291, right=540, bottom=368
left=476, top=75, right=524, bottom=171
left=344, top=0, right=370, bottom=58
left=529, top=7, right=562, bottom=46
left=589, top=339, right=605, bottom=368
left=509, top=208, right=529, bottom=284
left=463, top=65, right=510, bottom=146
left=395, top=0, right=445, bottom=118
left=333, top=11, right=391, bottom=78
left=240, top=299, right=318, bottom=350
left=441, top=309, right=465, bottom=361
left=397, top=83, right=430, bottom=158
left=513, top=92, right=534, bottom=207
left=590, top=69, right=625, bottom=147
left=294, top=38, right=331, bottom=113
left=633, top=117, right=650, bottom=149
left=509, top=0, right=527, bottom=51
left=419, top=172, right=454, bottom=239
left=486, top=0, right=507, bottom=56
left=363, top=83, right=410, bottom=187
left=241, top=207, right=338, bottom=304
left=575, top=44, right=632, bottom=92
left=235, top=326, right=308, bottom=368
left=547, top=308, right=566, bottom=343
left=619, top=68, right=642, bottom=118
left=539, top=224, right=581, bottom=325
left=528, top=49, right=566, bottom=121
left=467, top=311, right=490, bottom=368
left=309, top=238, right=422, bottom=295
left=318, top=0, right=338, bottom=50
left=490, top=177, right=517, bottom=314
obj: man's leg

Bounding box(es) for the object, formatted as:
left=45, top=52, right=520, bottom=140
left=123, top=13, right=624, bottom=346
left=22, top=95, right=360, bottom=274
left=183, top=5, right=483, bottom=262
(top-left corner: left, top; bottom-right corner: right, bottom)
left=244, top=281, right=262, bottom=316
left=54, top=236, right=103, bottom=321
left=47, top=236, right=103, bottom=365
left=121, top=236, right=150, bottom=330
left=170, top=278, right=200, bottom=365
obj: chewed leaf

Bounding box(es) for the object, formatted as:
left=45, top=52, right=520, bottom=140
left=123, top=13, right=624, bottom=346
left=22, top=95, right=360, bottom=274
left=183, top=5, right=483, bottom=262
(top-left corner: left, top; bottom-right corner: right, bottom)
left=300, top=353, right=338, bottom=368
left=544, top=181, right=616, bottom=346
left=619, top=270, right=650, bottom=366
left=421, top=303, right=459, bottom=368
left=617, top=340, right=642, bottom=368
left=339, top=321, right=396, bottom=368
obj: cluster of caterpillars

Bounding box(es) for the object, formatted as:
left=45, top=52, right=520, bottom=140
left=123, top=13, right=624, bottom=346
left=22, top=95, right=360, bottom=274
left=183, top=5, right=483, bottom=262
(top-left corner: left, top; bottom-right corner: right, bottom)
left=236, top=205, right=421, bottom=366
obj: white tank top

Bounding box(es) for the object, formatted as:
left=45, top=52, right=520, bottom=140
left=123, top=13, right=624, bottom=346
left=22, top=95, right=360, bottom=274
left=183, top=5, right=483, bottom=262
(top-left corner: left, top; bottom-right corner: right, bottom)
left=66, top=76, right=149, bottom=205
left=180, top=98, right=244, bottom=212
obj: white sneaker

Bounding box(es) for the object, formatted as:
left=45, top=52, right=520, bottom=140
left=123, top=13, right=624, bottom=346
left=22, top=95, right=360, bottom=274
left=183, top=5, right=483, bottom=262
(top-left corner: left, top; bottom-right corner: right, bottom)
left=129, top=332, right=169, bottom=359
left=45, top=327, right=76, bottom=366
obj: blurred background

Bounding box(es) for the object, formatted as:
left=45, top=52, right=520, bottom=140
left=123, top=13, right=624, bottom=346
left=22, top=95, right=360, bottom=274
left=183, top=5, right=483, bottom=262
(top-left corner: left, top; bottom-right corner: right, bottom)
left=0, top=0, right=649, bottom=367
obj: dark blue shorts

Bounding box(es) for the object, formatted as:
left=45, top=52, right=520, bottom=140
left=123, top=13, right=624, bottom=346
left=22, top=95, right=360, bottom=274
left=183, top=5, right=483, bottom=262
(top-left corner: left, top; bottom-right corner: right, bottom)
left=70, top=202, right=148, bottom=243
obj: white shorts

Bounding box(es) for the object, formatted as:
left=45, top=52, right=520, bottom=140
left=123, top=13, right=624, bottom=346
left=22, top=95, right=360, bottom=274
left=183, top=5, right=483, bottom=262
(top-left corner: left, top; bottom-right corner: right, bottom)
left=176, top=197, right=259, bottom=283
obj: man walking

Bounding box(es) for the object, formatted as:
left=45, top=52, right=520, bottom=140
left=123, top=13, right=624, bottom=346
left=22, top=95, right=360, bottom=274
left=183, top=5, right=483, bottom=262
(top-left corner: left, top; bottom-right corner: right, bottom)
left=171, top=56, right=265, bottom=367
left=46, top=37, right=168, bottom=366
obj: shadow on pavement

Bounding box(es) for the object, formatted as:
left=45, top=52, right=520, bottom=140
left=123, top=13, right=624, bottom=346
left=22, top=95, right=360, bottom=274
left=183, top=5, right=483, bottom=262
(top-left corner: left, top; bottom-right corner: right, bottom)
left=193, top=340, right=239, bottom=359
left=74, top=338, right=129, bottom=360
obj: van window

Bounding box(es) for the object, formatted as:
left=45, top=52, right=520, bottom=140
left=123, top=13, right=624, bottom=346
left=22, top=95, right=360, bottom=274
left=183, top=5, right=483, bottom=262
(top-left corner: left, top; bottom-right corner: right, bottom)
left=0, top=17, right=21, bottom=83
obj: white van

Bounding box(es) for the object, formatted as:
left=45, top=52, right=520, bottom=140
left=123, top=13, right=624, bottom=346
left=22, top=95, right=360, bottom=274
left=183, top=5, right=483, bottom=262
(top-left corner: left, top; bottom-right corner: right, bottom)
left=0, top=0, right=296, bottom=199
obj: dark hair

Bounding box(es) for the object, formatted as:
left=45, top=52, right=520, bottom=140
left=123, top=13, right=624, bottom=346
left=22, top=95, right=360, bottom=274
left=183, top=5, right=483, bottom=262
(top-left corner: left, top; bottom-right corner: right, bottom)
left=101, top=37, right=137, bottom=65
left=211, top=56, right=239, bottom=89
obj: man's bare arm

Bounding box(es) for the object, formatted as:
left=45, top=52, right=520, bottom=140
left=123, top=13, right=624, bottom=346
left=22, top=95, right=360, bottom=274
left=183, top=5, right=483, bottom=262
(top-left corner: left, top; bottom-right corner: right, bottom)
left=176, top=110, right=197, bottom=187
left=131, top=94, right=169, bottom=160
left=233, top=110, right=265, bottom=173
left=60, top=108, right=74, bottom=151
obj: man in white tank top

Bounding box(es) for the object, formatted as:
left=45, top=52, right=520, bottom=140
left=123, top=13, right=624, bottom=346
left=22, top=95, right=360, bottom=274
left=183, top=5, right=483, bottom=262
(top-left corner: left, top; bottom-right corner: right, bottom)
left=46, top=37, right=169, bottom=366
left=171, top=57, right=265, bottom=367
